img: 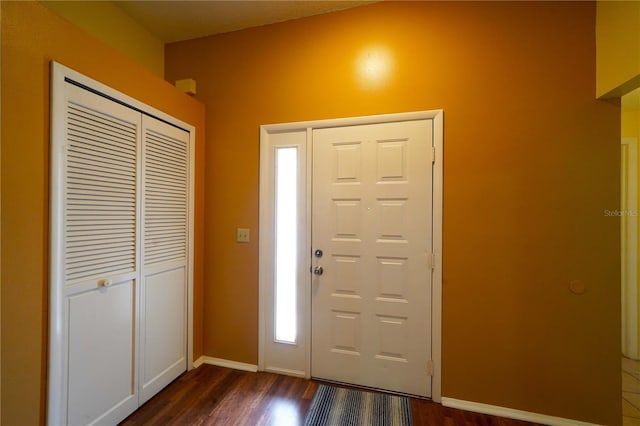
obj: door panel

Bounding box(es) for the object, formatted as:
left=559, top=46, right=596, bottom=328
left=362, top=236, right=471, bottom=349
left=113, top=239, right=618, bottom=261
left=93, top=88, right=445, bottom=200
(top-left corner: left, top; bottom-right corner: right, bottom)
left=140, top=267, right=187, bottom=402
left=312, top=120, right=432, bottom=397
left=60, top=84, right=142, bottom=425
left=68, top=281, right=137, bottom=425
left=139, top=115, right=189, bottom=403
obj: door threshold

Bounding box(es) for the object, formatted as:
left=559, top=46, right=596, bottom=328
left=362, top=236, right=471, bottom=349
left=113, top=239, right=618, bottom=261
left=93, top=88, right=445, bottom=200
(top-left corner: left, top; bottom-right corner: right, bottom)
left=311, top=377, right=431, bottom=401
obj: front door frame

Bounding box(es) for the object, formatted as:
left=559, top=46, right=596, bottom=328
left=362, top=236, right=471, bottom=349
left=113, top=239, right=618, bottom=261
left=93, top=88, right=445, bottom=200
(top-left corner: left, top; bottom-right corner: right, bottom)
left=258, top=110, right=443, bottom=402
left=622, top=137, right=639, bottom=359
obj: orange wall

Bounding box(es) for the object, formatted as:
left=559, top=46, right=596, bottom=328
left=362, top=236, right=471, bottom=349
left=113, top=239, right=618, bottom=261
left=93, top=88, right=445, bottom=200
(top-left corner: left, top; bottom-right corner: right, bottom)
left=166, top=1, right=620, bottom=424
left=1, top=2, right=205, bottom=424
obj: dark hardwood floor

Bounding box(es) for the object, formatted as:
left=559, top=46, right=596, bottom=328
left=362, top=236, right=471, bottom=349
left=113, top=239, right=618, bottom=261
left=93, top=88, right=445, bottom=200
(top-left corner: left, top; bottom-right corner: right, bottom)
left=120, top=364, right=540, bottom=425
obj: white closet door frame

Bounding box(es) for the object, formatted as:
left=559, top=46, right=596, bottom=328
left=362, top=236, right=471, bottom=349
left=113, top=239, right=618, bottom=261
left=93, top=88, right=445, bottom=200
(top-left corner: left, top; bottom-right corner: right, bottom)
left=258, top=110, right=443, bottom=402
left=48, top=62, right=195, bottom=425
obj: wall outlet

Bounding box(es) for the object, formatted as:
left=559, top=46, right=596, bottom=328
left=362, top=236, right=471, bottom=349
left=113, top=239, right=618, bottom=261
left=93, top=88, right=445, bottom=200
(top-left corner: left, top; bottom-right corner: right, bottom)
left=236, top=228, right=250, bottom=243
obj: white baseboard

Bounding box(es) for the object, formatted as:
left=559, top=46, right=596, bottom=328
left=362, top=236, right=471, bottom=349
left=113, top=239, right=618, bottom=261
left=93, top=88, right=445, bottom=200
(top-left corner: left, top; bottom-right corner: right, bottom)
left=441, top=397, right=600, bottom=426
left=194, top=356, right=258, bottom=373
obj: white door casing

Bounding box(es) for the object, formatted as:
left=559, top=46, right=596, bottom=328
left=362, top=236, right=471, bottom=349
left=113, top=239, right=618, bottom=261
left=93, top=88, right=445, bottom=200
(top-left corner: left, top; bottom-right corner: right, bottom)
left=48, top=62, right=195, bottom=425
left=259, top=111, right=443, bottom=401
left=622, top=137, right=638, bottom=360
left=311, top=120, right=432, bottom=397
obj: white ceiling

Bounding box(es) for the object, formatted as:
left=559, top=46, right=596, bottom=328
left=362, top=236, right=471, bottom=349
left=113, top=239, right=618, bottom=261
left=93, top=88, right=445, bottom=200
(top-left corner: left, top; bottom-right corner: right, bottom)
left=115, top=0, right=376, bottom=43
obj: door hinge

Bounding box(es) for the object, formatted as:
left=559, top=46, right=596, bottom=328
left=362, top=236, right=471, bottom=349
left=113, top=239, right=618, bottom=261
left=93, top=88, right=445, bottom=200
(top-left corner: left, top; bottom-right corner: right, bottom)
left=431, top=253, right=436, bottom=270
left=426, top=359, right=434, bottom=376
left=432, top=146, right=436, bottom=163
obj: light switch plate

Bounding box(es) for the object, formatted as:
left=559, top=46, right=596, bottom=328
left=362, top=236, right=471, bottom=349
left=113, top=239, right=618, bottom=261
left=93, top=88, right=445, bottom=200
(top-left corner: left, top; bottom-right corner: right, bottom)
left=236, top=228, right=250, bottom=243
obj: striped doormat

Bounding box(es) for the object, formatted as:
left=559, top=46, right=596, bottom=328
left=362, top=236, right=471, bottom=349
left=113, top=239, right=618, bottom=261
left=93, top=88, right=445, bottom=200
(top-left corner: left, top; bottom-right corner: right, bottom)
left=303, top=384, right=413, bottom=426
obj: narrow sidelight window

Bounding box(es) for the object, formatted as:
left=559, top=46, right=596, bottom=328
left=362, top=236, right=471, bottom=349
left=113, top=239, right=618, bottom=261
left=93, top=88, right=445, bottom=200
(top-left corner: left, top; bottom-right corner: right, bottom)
left=274, top=147, right=298, bottom=343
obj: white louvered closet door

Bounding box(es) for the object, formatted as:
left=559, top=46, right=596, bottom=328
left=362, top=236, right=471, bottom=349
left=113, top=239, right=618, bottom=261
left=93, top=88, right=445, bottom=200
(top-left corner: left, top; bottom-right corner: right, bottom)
left=50, top=63, right=194, bottom=426
left=60, top=83, right=141, bottom=426
left=139, top=115, right=189, bottom=403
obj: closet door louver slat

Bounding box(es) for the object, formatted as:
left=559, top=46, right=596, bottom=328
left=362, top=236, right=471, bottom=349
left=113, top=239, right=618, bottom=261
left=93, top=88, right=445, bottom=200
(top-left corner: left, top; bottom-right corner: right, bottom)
left=64, top=101, right=138, bottom=284
left=143, top=128, right=188, bottom=267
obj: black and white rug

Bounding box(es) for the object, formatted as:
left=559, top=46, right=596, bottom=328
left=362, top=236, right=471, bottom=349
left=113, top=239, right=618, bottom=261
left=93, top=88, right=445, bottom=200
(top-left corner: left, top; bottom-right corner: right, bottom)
left=304, top=384, right=413, bottom=426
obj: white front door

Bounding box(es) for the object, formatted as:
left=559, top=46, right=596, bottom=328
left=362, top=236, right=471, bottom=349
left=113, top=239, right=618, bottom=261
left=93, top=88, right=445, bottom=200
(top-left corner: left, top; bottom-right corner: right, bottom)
left=311, top=120, right=433, bottom=397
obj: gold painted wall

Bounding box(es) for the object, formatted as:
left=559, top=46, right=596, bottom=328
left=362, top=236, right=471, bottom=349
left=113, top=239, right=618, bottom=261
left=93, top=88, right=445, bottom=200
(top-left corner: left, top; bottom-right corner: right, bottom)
left=596, top=0, right=640, bottom=98
left=166, top=2, right=620, bottom=424
left=40, top=0, right=165, bottom=78
left=622, top=111, right=640, bottom=140
left=1, top=2, right=205, bottom=424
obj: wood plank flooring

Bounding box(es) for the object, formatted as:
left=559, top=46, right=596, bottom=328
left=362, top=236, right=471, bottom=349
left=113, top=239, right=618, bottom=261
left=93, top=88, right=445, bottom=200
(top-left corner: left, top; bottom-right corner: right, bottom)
left=120, top=364, right=540, bottom=425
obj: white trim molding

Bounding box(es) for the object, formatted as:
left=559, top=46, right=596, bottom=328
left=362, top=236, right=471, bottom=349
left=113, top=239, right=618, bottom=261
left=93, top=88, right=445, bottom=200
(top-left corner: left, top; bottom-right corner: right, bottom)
left=431, top=110, right=443, bottom=403
left=622, top=137, right=639, bottom=359
left=194, top=356, right=258, bottom=373
left=441, top=398, right=601, bottom=426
